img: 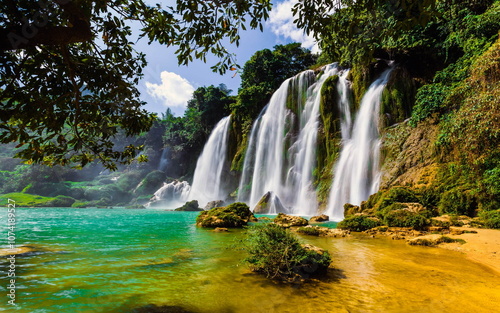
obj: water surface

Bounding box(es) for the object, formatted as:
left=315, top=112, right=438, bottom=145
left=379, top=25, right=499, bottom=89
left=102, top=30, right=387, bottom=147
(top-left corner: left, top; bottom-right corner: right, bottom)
left=1, top=208, right=499, bottom=312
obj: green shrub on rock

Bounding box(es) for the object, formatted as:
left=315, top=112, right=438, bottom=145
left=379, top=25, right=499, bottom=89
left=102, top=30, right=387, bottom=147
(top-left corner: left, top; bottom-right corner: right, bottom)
left=337, top=215, right=381, bottom=232
left=438, top=186, right=478, bottom=216
left=175, top=200, right=202, bottom=211
left=196, top=202, right=256, bottom=228
left=297, top=226, right=321, bottom=236
left=383, top=209, right=429, bottom=230
left=478, top=210, right=500, bottom=229
left=48, top=195, right=76, bottom=207
left=244, top=223, right=331, bottom=281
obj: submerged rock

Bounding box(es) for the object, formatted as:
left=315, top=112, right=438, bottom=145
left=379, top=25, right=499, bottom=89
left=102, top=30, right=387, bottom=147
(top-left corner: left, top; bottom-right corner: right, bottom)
left=204, top=200, right=225, bottom=211
left=310, top=214, right=329, bottom=223
left=273, top=213, right=308, bottom=227
left=253, top=191, right=287, bottom=214
left=196, top=202, right=257, bottom=228
left=175, top=200, right=202, bottom=211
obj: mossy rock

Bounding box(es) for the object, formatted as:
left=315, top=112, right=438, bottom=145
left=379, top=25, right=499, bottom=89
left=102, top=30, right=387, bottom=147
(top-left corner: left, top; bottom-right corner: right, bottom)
left=273, top=213, right=308, bottom=227
left=196, top=202, right=256, bottom=228
left=175, top=200, right=202, bottom=211
left=380, top=66, right=416, bottom=128
left=337, top=215, right=381, bottom=232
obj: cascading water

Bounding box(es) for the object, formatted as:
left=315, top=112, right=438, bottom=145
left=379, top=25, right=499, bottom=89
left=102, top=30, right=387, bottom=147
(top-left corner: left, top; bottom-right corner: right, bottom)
left=150, top=116, right=231, bottom=208
left=238, top=64, right=344, bottom=214
left=326, top=68, right=393, bottom=220
left=187, top=115, right=232, bottom=207
left=149, top=180, right=191, bottom=207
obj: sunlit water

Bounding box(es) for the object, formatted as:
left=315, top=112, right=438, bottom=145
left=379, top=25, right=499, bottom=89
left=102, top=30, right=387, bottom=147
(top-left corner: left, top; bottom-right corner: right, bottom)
left=1, top=208, right=499, bottom=312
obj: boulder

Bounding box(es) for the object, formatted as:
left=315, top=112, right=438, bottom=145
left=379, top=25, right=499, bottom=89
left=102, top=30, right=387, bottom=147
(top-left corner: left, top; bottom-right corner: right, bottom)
left=273, top=213, right=308, bottom=227
left=344, top=203, right=362, bottom=217
left=174, top=200, right=202, bottom=211
left=310, top=214, right=329, bottom=223
left=253, top=191, right=287, bottom=214
left=196, top=202, right=257, bottom=228
left=204, top=200, right=225, bottom=211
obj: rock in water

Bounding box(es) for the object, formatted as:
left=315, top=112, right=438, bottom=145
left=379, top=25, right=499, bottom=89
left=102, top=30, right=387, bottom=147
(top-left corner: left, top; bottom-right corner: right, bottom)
left=174, top=200, right=202, bottom=211
left=310, top=214, right=329, bottom=223
left=253, top=191, right=287, bottom=214
left=196, top=202, right=257, bottom=228
left=204, top=200, right=225, bottom=211
left=273, top=213, right=308, bottom=227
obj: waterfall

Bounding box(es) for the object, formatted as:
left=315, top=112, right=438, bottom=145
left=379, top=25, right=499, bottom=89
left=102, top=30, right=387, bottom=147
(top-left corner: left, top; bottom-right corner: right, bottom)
left=149, top=180, right=191, bottom=207
left=238, top=64, right=343, bottom=214
left=188, top=116, right=232, bottom=207
left=326, top=68, right=393, bottom=220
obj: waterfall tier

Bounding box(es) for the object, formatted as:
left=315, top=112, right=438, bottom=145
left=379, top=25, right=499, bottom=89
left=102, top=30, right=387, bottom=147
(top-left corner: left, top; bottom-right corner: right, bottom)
left=326, top=68, right=393, bottom=220
left=238, top=64, right=345, bottom=215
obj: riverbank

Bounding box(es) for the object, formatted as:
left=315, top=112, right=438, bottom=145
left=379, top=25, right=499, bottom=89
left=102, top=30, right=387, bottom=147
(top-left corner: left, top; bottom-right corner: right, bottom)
left=436, top=227, right=500, bottom=275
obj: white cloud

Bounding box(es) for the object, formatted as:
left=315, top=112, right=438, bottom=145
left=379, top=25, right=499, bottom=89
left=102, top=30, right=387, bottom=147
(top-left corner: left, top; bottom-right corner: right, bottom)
left=145, top=71, right=195, bottom=110
left=268, top=0, right=319, bottom=53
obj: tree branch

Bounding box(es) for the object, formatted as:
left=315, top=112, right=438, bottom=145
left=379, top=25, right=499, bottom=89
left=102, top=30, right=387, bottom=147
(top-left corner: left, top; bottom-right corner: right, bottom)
left=0, top=0, right=92, bottom=50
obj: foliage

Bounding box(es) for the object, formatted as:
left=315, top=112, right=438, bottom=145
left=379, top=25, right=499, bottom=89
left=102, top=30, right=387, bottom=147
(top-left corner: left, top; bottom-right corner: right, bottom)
left=376, top=187, right=420, bottom=211
left=134, top=170, right=166, bottom=196
left=337, top=215, right=381, bottom=232
left=297, top=226, right=321, bottom=236
left=0, top=0, right=272, bottom=169
left=48, top=195, right=76, bottom=207
left=478, top=210, right=500, bottom=229
left=438, top=186, right=479, bottom=216
left=382, top=209, right=429, bottom=230
left=0, top=192, right=55, bottom=207
left=244, top=223, right=331, bottom=281
left=161, top=84, right=234, bottom=177
left=231, top=43, right=317, bottom=121
left=196, top=202, right=255, bottom=228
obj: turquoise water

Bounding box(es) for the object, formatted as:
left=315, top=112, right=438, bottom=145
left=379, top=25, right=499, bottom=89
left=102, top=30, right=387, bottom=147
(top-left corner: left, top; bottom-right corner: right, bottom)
left=1, top=208, right=500, bottom=313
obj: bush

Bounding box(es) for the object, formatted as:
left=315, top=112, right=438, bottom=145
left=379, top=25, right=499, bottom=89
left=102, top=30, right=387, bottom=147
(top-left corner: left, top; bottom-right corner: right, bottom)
left=337, top=215, right=381, bottom=231
left=378, top=187, right=419, bottom=210
left=383, top=209, right=429, bottom=230
left=244, top=224, right=331, bottom=281
left=438, top=186, right=478, bottom=216
left=48, top=195, right=76, bottom=207
left=134, top=170, right=166, bottom=195
left=479, top=210, right=500, bottom=229
left=297, top=227, right=321, bottom=236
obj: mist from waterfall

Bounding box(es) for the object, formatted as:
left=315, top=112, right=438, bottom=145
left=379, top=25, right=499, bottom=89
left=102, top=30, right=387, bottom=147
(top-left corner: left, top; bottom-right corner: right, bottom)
left=326, top=68, right=393, bottom=220
left=238, top=64, right=344, bottom=214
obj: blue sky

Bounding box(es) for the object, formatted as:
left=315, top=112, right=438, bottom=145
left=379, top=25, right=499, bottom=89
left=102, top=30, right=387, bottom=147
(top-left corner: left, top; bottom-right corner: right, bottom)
left=135, top=0, right=317, bottom=116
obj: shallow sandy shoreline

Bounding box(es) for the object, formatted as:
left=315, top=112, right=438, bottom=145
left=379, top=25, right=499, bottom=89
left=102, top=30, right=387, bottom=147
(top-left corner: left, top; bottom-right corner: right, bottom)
left=437, top=227, right=500, bottom=275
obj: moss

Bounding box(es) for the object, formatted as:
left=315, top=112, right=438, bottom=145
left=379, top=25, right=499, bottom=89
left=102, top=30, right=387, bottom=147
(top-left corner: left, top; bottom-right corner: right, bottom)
left=196, top=202, right=255, bottom=228
left=337, top=215, right=381, bottom=231
left=383, top=209, right=429, bottom=230
left=0, top=192, right=55, bottom=207
left=297, top=226, right=321, bottom=236
left=380, top=67, right=417, bottom=128
left=438, top=186, right=479, bottom=216
left=478, top=209, right=500, bottom=229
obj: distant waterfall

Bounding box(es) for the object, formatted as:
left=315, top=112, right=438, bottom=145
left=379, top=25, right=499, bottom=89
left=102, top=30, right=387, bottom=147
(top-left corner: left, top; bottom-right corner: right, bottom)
left=238, top=64, right=344, bottom=214
left=188, top=116, right=231, bottom=207
left=326, top=68, right=393, bottom=220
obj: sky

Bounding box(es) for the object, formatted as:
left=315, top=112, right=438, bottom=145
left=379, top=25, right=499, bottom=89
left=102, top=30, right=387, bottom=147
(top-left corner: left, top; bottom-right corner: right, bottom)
left=135, top=0, right=317, bottom=116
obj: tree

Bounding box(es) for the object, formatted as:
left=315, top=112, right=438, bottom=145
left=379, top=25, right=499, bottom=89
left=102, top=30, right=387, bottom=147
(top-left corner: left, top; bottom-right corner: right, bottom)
left=232, top=43, right=317, bottom=120
left=0, top=0, right=271, bottom=169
